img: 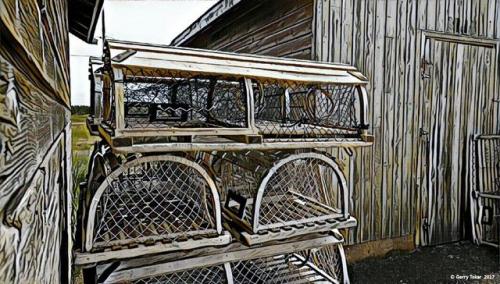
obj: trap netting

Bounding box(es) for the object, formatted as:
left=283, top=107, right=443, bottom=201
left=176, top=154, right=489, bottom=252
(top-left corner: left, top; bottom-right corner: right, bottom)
left=121, top=68, right=248, bottom=129
left=231, top=247, right=345, bottom=284
left=252, top=79, right=361, bottom=140
left=121, top=246, right=345, bottom=284
left=85, top=155, right=222, bottom=252
left=213, top=151, right=348, bottom=233
left=132, top=265, right=228, bottom=284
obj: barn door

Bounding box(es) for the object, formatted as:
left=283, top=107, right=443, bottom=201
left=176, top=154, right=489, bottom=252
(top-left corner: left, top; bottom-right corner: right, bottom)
left=419, top=33, right=497, bottom=246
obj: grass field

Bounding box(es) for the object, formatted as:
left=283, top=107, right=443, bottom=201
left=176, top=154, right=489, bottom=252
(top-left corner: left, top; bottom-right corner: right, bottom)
left=71, top=114, right=99, bottom=283
left=71, top=114, right=99, bottom=199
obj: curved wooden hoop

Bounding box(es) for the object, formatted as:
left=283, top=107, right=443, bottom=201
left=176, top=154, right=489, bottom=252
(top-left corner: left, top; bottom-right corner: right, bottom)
left=85, top=155, right=222, bottom=252
left=252, top=152, right=350, bottom=232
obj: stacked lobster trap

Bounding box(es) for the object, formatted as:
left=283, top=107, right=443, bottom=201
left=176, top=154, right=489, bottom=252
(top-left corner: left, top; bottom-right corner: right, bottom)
left=470, top=135, right=500, bottom=255
left=76, top=39, right=373, bottom=283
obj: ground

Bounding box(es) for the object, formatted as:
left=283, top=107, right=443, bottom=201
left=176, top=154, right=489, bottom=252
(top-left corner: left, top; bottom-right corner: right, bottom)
left=349, top=241, right=500, bottom=284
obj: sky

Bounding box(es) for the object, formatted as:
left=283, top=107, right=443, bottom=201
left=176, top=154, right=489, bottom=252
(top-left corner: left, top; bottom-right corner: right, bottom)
left=70, top=0, right=217, bottom=105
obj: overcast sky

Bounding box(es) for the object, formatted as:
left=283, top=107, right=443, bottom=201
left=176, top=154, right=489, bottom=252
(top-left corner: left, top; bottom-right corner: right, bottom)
left=70, top=0, right=217, bottom=105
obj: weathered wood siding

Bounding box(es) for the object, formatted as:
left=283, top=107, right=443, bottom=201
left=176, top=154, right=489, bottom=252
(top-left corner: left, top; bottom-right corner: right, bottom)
left=178, top=0, right=500, bottom=247
left=185, top=0, right=314, bottom=59
left=0, top=1, right=72, bottom=282
left=313, top=0, right=500, bottom=246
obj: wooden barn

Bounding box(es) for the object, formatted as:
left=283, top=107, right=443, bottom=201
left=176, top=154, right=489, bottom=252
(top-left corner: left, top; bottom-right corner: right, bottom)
left=172, top=0, right=500, bottom=257
left=0, top=0, right=103, bottom=282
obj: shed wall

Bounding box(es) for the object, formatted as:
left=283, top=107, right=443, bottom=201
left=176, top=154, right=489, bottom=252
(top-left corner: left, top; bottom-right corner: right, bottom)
left=186, top=0, right=314, bottom=59
left=178, top=0, right=500, bottom=247
left=0, top=1, right=72, bottom=282
left=313, top=0, right=500, bottom=246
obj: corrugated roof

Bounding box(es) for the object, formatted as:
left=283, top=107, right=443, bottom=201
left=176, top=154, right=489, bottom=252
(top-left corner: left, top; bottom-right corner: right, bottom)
left=107, top=39, right=368, bottom=84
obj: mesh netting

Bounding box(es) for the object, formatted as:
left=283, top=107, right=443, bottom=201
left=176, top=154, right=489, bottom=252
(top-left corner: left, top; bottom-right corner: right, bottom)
left=253, top=79, right=360, bottom=140
left=232, top=253, right=336, bottom=283
left=91, top=157, right=218, bottom=250
left=122, top=68, right=247, bottom=129
left=297, top=245, right=345, bottom=282
left=213, top=152, right=345, bottom=232
left=132, top=265, right=227, bottom=284
left=472, top=137, right=500, bottom=193
left=471, top=137, right=500, bottom=245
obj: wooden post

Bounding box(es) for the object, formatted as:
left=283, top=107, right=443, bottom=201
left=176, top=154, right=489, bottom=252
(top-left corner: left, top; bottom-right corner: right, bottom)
left=113, top=68, right=125, bottom=131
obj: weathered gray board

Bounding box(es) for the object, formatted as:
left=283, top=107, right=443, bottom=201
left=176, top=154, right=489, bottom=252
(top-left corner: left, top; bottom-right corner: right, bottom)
left=0, top=1, right=73, bottom=282
left=174, top=0, right=500, bottom=246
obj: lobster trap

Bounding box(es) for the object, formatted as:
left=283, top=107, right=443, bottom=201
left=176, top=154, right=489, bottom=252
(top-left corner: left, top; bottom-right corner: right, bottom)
left=88, top=40, right=372, bottom=153
left=470, top=135, right=500, bottom=250
left=211, top=151, right=356, bottom=245
left=99, top=230, right=348, bottom=284
left=77, top=151, right=231, bottom=262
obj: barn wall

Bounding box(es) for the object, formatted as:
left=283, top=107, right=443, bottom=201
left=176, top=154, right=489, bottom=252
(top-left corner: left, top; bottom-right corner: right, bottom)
left=178, top=0, right=500, bottom=248
left=313, top=0, right=500, bottom=246
left=186, top=0, right=314, bottom=59
left=0, top=1, right=72, bottom=282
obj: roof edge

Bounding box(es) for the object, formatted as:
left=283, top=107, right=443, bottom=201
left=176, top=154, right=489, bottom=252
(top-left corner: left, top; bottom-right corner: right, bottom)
left=171, top=0, right=244, bottom=46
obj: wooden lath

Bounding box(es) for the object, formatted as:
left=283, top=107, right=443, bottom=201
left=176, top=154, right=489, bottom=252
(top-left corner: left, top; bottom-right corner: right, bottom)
left=106, top=39, right=368, bottom=85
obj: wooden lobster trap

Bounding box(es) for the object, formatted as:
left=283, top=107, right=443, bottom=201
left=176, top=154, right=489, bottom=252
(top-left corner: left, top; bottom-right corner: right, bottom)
left=76, top=150, right=231, bottom=263
left=88, top=39, right=372, bottom=153
left=97, top=230, right=348, bottom=284
left=211, top=151, right=356, bottom=245
left=471, top=134, right=500, bottom=251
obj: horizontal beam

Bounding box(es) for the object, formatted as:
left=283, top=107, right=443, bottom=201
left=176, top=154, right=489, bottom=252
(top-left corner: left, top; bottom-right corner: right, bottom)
left=104, top=232, right=341, bottom=282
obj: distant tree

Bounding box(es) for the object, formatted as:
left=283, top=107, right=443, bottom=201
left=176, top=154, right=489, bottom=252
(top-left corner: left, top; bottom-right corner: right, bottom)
left=71, top=105, right=90, bottom=115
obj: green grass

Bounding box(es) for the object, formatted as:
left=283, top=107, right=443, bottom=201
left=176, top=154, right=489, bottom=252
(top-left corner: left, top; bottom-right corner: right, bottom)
left=71, top=114, right=95, bottom=284
left=71, top=115, right=99, bottom=151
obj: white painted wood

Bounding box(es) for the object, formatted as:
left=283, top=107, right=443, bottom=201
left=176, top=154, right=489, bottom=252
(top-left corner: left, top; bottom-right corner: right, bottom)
left=106, top=40, right=367, bottom=85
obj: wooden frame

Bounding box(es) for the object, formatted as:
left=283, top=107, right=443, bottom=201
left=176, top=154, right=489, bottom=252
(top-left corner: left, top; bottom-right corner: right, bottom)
left=88, top=39, right=373, bottom=152
left=84, top=155, right=228, bottom=255
left=252, top=152, right=350, bottom=232
left=99, top=230, right=344, bottom=283
left=214, top=151, right=355, bottom=245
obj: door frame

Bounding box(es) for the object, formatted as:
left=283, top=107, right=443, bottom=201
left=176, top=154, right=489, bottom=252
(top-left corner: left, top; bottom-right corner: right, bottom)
left=417, top=30, right=499, bottom=246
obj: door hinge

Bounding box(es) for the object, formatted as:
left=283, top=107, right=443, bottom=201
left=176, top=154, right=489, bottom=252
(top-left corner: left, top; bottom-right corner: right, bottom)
left=419, top=128, right=429, bottom=137
left=422, top=218, right=430, bottom=231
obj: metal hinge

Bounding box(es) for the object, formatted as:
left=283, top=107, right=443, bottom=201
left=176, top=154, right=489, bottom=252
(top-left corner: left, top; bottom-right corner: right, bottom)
left=422, top=218, right=430, bottom=231
left=419, top=128, right=429, bottom=137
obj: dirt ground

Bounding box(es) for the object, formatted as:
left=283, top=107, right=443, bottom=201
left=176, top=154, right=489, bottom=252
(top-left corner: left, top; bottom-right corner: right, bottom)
left=349, top=241, right=500, bottom=283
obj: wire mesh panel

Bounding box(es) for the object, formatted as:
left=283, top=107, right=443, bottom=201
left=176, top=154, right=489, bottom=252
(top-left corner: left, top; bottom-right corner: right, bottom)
left=121, top=68, right=248, bottom=129
left=252, top=79, right=363, bottom=141
left=212, top=151, right=350, bottom=234
left=130, top=265, right=228, bottom=284
left=471, top=136, right=500, bottom=247
left=231, top=251, right=341, bottom=284
left=85, top=155, right=224, bottom=252
left=295, top=242, right=348, bottom=283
